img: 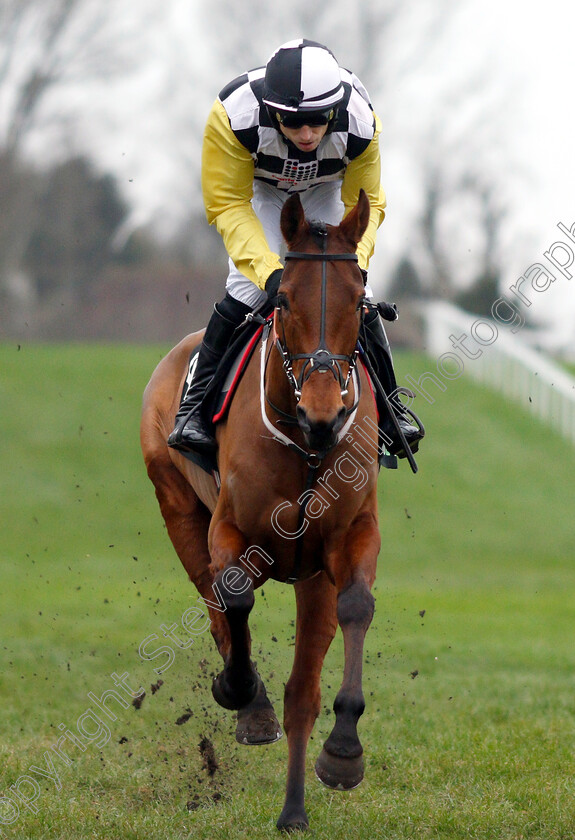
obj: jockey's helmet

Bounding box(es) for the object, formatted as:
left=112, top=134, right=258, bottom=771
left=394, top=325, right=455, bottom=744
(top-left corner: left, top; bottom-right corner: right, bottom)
left=263, top=39, right=344, bottom=130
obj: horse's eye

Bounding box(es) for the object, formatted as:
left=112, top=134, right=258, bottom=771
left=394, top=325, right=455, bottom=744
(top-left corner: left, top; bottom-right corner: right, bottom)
left=277, top=293, right=289, bottom=311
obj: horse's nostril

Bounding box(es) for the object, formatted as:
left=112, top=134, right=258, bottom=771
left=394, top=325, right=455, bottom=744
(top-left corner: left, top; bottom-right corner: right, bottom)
left=296, top=405, right=309, bottom=430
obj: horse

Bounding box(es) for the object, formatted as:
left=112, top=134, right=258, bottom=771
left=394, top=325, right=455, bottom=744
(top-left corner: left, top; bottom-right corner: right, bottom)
left=140, top=189, right=382, bottom=831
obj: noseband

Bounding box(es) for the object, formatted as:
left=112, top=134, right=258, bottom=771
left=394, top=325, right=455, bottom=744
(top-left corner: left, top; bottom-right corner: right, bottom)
left=276, top=228, right=361, bottom=401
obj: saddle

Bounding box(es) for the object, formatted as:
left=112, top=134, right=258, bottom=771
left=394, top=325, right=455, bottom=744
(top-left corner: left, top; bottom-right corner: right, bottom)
left=178, top=315, right=268, bottom=475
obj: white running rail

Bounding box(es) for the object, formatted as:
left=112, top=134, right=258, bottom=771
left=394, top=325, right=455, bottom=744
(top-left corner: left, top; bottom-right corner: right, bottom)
left=420, top=301, right=575, bottom=445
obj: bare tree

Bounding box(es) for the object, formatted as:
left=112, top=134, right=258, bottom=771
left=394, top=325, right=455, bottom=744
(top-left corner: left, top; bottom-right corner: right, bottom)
left=1, top=0, right=78, bottom=157
left=397, top=23, right=522, bottom=304
left=0, top=0, right=157, bottom=308
left=420, top=160, right=453, bottom=298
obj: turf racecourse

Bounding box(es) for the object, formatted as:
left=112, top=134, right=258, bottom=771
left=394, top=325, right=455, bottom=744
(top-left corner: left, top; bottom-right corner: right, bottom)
left=1, top=342, right=575, bottom=840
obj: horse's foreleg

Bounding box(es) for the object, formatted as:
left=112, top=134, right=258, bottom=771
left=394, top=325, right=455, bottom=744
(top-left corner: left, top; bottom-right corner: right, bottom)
left=149, top=458, right=281, bottom=742
left=277, top=572, right=338, bottom=832
left=315, top=513, right=379, bottom=790
left=146, top=455, right=231, bottom=655
left=209, top=518, right=259, bottom=711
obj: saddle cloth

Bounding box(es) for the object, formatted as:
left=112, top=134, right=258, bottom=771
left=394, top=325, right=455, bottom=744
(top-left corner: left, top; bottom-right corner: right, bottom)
left=177, top=319, right=266, bottom=474
left=182, top=321, right=265, bottom=429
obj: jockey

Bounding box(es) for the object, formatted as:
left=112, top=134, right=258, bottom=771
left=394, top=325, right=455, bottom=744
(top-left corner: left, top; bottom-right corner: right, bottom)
left=168, top=38, right=423, bottom=459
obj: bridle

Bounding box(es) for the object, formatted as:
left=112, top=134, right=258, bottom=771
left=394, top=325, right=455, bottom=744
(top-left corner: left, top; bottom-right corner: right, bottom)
left=261, top=228, right=367, bottom=582
left=274, top=227, right=363, bottom=404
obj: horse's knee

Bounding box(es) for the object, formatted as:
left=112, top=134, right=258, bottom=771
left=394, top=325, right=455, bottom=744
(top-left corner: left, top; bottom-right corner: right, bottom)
left=336, top=582, right=374, bottom=629
left=214, top=566, right=255, bottom=616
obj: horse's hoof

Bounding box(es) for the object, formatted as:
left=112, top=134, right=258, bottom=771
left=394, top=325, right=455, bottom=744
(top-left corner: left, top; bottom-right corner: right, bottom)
left=236, top=690, right=283, bottom=745
left=211, top=671, right=257, bottom=711
left=276, top=806, right=309, bottom=832
left=314, top=747, right=364, bottom=790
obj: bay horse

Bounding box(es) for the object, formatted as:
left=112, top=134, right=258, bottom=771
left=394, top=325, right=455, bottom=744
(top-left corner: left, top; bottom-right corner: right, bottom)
left=140, top=189, right=382, bottom=831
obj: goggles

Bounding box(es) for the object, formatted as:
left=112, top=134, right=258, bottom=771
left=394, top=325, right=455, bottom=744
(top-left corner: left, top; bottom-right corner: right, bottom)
left=276, top=109, right=334, bottom=129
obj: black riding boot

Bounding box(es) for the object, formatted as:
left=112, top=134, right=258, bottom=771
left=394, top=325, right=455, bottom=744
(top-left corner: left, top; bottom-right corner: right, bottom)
left=167, top=294, right=252, bottom=454
left=363, top=306, right=424, bottom=458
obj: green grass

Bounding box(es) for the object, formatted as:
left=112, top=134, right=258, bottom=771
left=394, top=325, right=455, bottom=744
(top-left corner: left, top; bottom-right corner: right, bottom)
left=1, top=343, right=575, bottom=839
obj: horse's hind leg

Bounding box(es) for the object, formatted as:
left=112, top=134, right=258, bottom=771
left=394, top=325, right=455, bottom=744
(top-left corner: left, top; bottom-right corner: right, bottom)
left=315, top=513, right=379, bottom=790
left=277, top=572, right=338, bottom=832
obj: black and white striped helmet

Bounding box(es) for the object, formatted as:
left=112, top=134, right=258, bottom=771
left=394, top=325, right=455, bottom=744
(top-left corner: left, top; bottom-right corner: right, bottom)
left=263, top=39, right=344, bottom=114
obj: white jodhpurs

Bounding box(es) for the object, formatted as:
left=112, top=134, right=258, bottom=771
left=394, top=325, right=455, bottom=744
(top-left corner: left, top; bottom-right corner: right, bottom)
left=224, top=181, right=372, bottom=308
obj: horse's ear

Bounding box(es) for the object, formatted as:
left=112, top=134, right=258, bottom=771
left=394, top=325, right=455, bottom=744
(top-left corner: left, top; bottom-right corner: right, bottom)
left=339, top=188, right=371, bottom=247
left=281, top=193, right=307, bottom=246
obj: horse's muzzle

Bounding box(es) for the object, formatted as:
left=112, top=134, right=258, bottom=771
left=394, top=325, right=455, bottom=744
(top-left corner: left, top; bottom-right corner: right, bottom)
left=296, top=404, right=347, bottom=453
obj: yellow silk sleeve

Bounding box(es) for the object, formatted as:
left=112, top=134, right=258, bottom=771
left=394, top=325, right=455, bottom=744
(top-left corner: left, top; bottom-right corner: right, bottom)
left=341, top=113, right=386, bottom=271
left=201, top=99, right=283, bottom=290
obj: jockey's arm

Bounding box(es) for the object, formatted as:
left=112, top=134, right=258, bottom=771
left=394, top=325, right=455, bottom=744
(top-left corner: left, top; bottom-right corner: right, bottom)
left=341, top=113, right=387, bottom=271
left=202, top=99, right=283, bottom=290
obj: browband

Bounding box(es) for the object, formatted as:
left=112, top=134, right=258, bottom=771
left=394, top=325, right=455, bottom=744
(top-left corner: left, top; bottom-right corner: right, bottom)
left=284, top=251, right=358, bottom=262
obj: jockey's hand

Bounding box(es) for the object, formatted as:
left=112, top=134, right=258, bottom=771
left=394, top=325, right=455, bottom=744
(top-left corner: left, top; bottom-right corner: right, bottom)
left=265, top=269, right=283, bottom=303
left=377, top=301, right=399, bottom=322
